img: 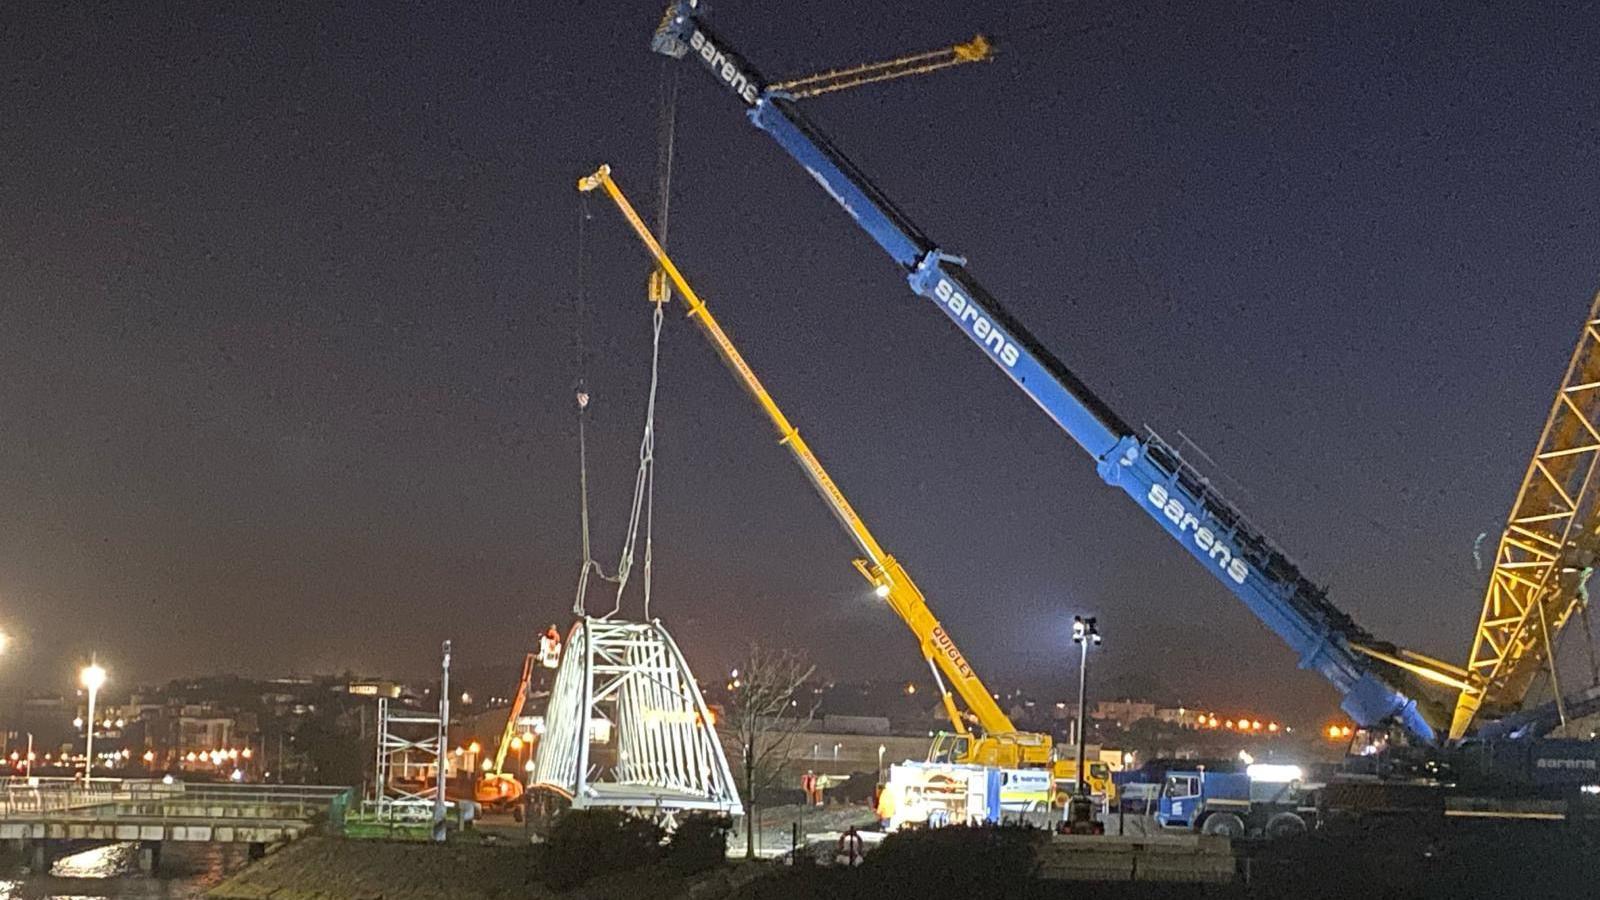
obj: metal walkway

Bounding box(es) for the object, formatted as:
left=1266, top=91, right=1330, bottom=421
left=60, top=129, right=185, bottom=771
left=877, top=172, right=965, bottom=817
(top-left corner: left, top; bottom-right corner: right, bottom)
left=531, top=618, right=742, bottom=821
left=0, top=779, right=350, bottom=869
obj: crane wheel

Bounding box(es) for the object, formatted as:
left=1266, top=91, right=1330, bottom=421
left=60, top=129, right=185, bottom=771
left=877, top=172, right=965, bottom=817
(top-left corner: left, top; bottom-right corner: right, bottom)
left=1201, top=812, right=1245, bottom=838
left=1265, top=811, right=1307, bottom=840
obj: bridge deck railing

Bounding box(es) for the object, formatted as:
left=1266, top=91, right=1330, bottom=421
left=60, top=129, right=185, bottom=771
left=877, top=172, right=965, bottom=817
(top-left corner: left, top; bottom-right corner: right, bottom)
left=0, top=779, right=352, bottom=821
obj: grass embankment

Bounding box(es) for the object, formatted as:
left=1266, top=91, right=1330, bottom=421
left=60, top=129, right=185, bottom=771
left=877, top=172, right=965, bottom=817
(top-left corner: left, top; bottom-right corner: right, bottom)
left=209, top=836, right=540, bottom=899
left=207, top=834, right=765, bottom=900
left=213, top=815, right=1600, bottom=900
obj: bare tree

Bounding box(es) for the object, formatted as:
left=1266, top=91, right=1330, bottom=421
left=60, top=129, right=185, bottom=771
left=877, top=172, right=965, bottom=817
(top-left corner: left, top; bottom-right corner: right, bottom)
left=726, top=644, right=817, bottom=858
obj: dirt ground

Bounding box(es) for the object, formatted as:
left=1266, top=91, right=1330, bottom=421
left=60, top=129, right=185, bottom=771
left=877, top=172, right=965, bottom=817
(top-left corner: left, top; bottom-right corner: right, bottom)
left=208, top=836, right=542, bottom=900
left=730, top=803, right=881, bottom=858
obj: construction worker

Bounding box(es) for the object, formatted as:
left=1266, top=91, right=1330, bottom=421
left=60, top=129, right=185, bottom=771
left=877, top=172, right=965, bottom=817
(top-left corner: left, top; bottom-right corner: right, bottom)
left=875, top=781, right=897, bottom=828
left=801, top=770, right=819, bottom=806
left=539, top=625, right=562, bottom=668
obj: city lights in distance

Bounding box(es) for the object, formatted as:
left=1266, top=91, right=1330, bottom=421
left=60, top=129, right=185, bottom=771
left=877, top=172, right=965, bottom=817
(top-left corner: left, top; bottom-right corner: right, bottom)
left=1192, top=713, right=1279, bottom=732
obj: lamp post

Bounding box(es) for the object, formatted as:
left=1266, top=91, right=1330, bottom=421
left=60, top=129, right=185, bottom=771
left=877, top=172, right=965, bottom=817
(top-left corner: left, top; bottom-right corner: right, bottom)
left=80, top=661, right=107, bottom=783
left=1071, top=616, right=1101, bottom=797
left=432, top=640, right=451, bottom=844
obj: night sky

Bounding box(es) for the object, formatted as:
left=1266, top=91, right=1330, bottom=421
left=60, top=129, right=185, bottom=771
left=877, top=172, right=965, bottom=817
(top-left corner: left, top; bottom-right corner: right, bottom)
left=4, top=1, right=1598, bottom=721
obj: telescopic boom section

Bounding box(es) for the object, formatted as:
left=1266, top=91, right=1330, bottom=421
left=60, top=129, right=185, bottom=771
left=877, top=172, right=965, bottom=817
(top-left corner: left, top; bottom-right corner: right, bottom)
left=653, top=0, right=1443, bottom=743
left=490, top=652, right=535, bottom=775
left=578, top=164, right=1017, bottom=741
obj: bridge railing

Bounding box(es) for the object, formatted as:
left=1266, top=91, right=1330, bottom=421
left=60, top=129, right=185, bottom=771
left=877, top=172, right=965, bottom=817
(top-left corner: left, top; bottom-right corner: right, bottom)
left=0, top=778, right=123, bottom=815
left=354, top=797, right=437, bottom=824
left=0, top=779, right=353, bottom=821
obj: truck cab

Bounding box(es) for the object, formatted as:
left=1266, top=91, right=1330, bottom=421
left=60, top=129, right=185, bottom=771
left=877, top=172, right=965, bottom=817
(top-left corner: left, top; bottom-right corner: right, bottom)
left=1155, top=767, right=1316, bottom=840
left=1051, top=758, right=1116, bottom=806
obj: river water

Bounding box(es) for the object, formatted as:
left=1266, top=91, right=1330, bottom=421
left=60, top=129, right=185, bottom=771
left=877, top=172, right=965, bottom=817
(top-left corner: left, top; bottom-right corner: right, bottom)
left=0, top=842, right=251, bottom=899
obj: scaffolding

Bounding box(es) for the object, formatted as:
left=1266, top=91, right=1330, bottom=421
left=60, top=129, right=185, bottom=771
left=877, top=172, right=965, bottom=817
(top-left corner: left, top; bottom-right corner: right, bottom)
left=348, top=641, right=454, bottom=840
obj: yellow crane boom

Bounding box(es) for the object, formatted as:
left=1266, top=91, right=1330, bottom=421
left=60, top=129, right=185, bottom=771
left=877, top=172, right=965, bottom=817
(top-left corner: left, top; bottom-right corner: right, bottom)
left=579, top=163, right=1049, bottom=768
left=1451, top=291, right=1600, bottom=739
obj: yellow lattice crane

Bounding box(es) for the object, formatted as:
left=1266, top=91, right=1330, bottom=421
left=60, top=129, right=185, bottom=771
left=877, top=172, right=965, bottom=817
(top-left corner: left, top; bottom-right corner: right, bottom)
left=1452, top=293, right=1600, bottom=739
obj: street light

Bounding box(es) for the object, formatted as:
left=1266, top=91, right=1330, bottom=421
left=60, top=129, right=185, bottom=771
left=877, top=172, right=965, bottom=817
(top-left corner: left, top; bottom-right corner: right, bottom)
left=1070, top=616, right=1101, bottom=798
left=80, top=661, right=107, bottom=783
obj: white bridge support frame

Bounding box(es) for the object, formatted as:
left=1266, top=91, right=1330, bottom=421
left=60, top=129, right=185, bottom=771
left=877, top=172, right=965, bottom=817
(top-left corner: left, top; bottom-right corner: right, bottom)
left=533, top=618, right=742, bottom=822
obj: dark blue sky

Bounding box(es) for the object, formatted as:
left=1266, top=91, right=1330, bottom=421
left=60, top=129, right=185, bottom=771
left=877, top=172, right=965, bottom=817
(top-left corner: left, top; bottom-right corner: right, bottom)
left=3, top=1, right=1597, bottom=721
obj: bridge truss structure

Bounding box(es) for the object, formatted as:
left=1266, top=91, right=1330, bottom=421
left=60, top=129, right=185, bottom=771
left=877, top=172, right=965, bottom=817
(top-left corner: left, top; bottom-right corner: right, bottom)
left=532, top=618, right=742, bottom=823
left=1454, top=292, right=1600, bottom=738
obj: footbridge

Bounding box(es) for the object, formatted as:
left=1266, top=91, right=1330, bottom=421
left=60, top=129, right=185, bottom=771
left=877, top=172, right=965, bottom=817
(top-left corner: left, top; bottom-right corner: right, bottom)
left=0, top=778, right=350, bottom=871
left=531, top=618, right=743, bottom=825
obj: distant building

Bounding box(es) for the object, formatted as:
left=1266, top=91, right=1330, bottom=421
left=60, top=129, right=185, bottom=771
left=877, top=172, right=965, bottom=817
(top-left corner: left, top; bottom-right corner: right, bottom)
left=822, top=715, right=890, bottom=736
left=1156, top=706, right=1205, bottom=729
left=1091, top=699, right=1157, bottom=729
left=346, top=680, right=404, bottom=699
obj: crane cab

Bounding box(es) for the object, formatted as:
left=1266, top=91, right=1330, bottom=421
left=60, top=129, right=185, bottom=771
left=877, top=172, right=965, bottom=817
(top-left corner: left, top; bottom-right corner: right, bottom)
left=927, top=730, right=1053, bottom=769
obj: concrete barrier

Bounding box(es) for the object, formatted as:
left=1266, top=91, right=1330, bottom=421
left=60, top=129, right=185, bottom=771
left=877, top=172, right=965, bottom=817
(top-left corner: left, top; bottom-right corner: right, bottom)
left=1037, top=833, right=1235, bottom=883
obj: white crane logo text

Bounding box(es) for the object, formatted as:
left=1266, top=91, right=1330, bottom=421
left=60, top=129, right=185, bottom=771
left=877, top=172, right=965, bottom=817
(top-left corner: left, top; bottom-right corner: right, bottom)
left=688, top=30, right=760, bottom=104
left=933, top=278, right=1021, bottom=367
left=1147, top=484, right=1250, bottom=585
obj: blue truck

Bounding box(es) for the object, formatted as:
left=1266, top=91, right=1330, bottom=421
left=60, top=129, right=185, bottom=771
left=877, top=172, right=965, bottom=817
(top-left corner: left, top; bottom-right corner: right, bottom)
left=1155, top=766, right=1320, bottom=840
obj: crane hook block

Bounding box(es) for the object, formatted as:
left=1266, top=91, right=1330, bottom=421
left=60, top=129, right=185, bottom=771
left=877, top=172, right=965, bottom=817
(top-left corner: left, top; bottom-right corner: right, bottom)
left=649, top=268, right=671, bottom=305
left=954, top=35, right=993, bottom=63
left=576, top=391, right=590, bottom=410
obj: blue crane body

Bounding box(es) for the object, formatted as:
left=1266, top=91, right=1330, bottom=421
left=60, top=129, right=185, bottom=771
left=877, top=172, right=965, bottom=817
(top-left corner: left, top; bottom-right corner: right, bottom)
left=652, top=2, right=1438, bottom=743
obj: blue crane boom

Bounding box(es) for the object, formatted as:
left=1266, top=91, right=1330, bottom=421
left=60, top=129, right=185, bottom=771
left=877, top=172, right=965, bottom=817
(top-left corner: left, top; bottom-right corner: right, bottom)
left=653, top=1, right=1441, bottom=743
